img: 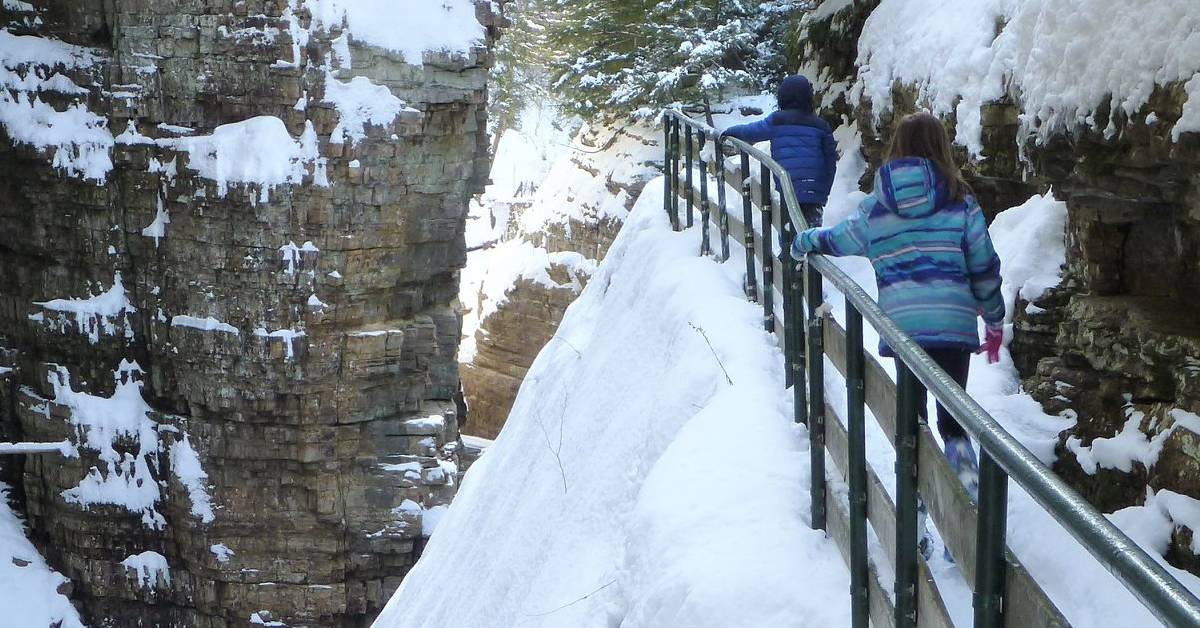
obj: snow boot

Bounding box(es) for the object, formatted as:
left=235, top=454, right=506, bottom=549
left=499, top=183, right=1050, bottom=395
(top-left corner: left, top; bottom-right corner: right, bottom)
left=917, top=500, right=933, bottom=561
left=942, top=437, right=981, bottom=563
left=944, top=437, right=980, bottom=501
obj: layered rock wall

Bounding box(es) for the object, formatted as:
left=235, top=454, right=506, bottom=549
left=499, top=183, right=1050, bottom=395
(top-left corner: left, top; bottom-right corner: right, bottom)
left=0, top=0, right=503, bottom=625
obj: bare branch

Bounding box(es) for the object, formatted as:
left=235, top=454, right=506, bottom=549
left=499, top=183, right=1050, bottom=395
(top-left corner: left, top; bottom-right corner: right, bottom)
left=523, top=580, right=617, bottom=618
left=688, top=322, right=733, bottom=385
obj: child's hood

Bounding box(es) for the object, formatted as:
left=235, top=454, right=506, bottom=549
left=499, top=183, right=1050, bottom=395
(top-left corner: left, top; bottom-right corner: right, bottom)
left=777, top=75, right=814, bottom=113
left=872, top=157, right=951, bottom=218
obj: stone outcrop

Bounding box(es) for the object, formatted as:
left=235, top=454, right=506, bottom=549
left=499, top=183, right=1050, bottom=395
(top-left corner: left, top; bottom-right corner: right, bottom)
left=795, top=0, right=1200, bottom=573
left=460, top=124, right=659, bottom=439
left=0, top=0, right=504, bottom=625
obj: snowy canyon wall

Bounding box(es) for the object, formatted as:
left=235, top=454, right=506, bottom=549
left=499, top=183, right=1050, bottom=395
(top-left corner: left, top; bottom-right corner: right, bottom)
left=796, top=0, right=1200, bottom=572
left=458, top=123, right=660, bottom=439
left=0, top=0, right=503, bottom=625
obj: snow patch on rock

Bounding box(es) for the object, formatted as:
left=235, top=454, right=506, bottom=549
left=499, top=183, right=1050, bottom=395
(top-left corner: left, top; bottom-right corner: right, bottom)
left=33, top=272, right=136, bottom=344
left=121, top=551, right=170, bottom=589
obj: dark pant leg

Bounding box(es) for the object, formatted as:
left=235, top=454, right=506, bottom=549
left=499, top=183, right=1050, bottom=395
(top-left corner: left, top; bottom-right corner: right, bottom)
left=800, top=203, right=823, bottom=228
left=895, top=349, right=972, bottom=441
left=925, top=348, right=972, bottom=441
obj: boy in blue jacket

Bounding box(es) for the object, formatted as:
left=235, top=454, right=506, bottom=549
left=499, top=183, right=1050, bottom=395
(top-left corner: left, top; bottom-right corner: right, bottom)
left=720, top=74, right=837, bottom=227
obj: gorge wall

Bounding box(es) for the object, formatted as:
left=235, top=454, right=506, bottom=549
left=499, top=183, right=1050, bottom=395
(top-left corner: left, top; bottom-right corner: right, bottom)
left=0, top=0, right=503, bottom=625
left=795, top=0, right=1200, bottom=573
left=459, top=123, right=660, bottom=439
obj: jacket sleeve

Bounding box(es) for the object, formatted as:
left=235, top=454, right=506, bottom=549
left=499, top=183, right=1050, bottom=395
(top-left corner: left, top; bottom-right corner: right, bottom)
left=963, top=198, right=1006, bottom=329
left=792, top=195, right=871, bottom=258
left=821, top=128, right=837, bottom=197
left=721, top=116, right=773, bottom=144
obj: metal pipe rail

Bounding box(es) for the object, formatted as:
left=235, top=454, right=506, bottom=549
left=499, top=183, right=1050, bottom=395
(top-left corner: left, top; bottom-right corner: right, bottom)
left=660, top=108, right=1200, bottom=628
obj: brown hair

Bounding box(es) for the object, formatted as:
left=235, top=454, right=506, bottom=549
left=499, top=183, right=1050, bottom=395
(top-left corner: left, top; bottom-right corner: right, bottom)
left=886, top=112, right=971, bottom=202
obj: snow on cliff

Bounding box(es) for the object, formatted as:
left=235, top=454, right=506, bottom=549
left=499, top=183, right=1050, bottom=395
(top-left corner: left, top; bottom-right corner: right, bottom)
left=853, top=0, right=1200, bottom=154
left=377, top=178, right=851, bottom=627
left=459, top=119, right=659, bottom=364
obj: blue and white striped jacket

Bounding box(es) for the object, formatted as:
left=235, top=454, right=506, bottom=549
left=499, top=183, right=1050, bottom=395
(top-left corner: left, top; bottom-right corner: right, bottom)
left=792, top=157, right=1005, bottom=355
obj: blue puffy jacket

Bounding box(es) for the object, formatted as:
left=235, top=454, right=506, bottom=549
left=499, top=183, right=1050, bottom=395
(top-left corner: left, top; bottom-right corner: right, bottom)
left=721, top=75, right=837, bottom=208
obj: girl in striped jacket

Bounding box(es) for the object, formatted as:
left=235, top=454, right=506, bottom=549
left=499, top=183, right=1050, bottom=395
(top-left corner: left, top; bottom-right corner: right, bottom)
left=788, top=112, right=1005, bottom=502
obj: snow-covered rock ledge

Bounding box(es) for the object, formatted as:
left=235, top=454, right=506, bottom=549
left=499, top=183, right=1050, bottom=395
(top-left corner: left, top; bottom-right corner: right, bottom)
left=376, top=178, right=850, bottom=627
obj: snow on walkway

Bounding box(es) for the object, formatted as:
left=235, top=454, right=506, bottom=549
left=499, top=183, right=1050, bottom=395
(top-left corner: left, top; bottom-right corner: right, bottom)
left=377, top=178, right=850, bottom=628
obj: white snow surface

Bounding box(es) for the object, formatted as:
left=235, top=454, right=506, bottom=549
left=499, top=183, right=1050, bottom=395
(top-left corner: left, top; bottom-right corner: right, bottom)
left=160, top=117, right=325, bottom=201
left=47, top=360, right=215, bottom=529
left=121, top=550, right=170, bottom=589
left=306, top=0, right=484, bottom=64
left=854, top=0, right=1200, bottom=154
left=171, top=315, right=239, bottom=336
left=459, top=120, right=656, bottom=364
left=378, top=178, right=851, bottom=627
left=0, top=29, right=112, bottom=180
left=169, top=435, right=216, bottom=523
left=0, top=483, right=85, bottom=627
left=34, top=272, right=135, bottom=344
left=988, top=190, right=1068, bottom=309
left=211, top=543, right=235, bottom=562
left=322, top=73, right=416, bottom=144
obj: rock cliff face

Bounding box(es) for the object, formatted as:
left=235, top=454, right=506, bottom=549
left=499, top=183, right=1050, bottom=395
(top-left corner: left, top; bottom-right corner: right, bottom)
left=0, top=1, right=502, bottom=625
left=795, top=0, right=1200, bottom=573
left=459, top=124, right=659, bottom=439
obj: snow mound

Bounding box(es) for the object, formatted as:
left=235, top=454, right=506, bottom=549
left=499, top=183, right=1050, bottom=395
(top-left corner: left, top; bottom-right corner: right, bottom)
left=33, top=272, right=136, bottom=344
left=855, top=0, right=1200, bottom=154
left=988, top=190, right=1067, bottom=312
left=160, top=117, right=326, bottom=202
left=377, top=178, right=849, bottom=627
left=0, top=483, right=85, bottom=627
left=307, top=0, right=485, bottom=65
left=0, top=29, right=112, bottom=180
left=121, top=550, right=170, bottom=589
left=323, top=73, right=417, bottom=145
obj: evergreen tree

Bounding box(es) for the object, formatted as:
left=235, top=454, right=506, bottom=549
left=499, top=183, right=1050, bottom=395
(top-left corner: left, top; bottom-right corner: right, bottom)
left=544, top=0, right=807, bottom=119
left=490, top=0, right=555, bottom=149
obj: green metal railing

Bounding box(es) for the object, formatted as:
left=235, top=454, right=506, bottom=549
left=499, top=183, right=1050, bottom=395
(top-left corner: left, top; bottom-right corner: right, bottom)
left=661, top=109, right=1200, bottom=628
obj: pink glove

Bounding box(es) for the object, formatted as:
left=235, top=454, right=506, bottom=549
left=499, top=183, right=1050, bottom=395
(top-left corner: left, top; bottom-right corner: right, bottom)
left=977, top=326, right=1002, bottom=364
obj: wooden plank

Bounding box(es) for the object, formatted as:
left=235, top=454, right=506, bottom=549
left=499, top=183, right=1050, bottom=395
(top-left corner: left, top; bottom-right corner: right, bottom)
left=826, top=405, right=954, bottom=628
left=823, top=317, right=898, bottom=445
left=826, top=480, right=897, bottom=628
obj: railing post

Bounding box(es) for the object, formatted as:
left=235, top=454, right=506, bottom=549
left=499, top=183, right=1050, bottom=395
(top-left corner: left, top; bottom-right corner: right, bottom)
left=714, top=137, right=730, bottom=261
left=895, top=364, right=922, bottom=628
left=671, top=120, right=681, bottom=230
left=663, top=115, right=674, bottom=228
left=740, top=153, right=756, bottom=302
left=781, top=218, right=797, bottom=390
left=805, top=258, right=823, bottom=530
left=975, top=451, right=1009, bottom=627
left=760, top=162, right=773, bottom=333
left=684, top=124, right=694, bottom=228
left=846, top=302, right=869, bottom=628
left=698, top=131, right=711, bottom=256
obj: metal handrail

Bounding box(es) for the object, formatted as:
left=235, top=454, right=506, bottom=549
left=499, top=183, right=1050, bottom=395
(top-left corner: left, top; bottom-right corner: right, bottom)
left=661, top=108, right=1200, bottom=627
